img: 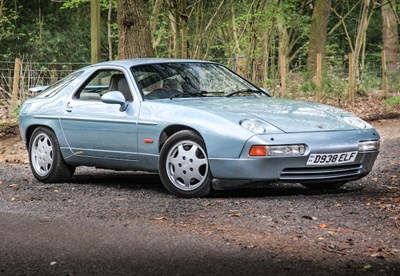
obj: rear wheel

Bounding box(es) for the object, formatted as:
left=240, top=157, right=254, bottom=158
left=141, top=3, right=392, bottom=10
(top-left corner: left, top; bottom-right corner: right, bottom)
left=29, top=127, right=75, bottom=183
left=301, top=181, right=347, bottom=190
left=159, top=130, right=212, bottom=197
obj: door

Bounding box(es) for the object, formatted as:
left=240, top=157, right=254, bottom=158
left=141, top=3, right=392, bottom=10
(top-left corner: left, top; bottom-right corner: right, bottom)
left=59, top=69, right=138, bottom=160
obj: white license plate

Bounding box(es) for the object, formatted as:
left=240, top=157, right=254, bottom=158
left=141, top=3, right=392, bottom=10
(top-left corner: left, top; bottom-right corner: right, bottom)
left=306, top=151, right=358, bottom=166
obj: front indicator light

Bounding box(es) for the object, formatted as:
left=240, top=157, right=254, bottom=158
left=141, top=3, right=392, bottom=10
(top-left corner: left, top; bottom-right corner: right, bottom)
left=358, top=140, right=380, bottom=152
left=249, top=146, right=267, bottom=156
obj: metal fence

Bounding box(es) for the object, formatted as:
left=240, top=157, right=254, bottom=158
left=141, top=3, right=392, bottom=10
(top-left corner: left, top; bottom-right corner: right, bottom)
left=0, top=59, right=89, bottom=101
left=0, top=57, right=398, bottom=103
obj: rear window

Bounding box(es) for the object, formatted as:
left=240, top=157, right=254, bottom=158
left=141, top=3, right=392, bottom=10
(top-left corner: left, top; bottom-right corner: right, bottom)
left=36, top=71, right=83, bottom=98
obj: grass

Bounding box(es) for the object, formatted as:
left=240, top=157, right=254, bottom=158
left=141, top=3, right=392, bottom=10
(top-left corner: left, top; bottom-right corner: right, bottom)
left=386, top=96, right=400, bottom=110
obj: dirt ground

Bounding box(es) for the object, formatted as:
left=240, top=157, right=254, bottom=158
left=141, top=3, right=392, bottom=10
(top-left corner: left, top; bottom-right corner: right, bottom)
left=0, top=134, right=28, bottom=164
left=0, top=119, right=399, bottom=275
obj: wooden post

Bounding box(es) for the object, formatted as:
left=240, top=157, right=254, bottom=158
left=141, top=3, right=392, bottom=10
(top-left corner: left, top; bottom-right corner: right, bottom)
left=381, top=50, right=389, bottom=99
left=91, top=0, right=101, bottom=63
left=279, top=54, right=286, bottom=97
left=315, top=53, right=322, bottom=102
left=347, top=52, right=355, bottom=102
left=12, top=58, right=21, bottom=102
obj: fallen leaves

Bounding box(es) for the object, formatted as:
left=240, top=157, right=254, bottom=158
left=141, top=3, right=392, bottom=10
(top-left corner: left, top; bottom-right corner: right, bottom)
left=319, top=223, right=327, bottom=229
left=362, top=264, right=373, bottom=271
left=302, top=215, right=317, bottom=220
left=229, top=210, right=242, bottom=217
left=324, top=228, right=354, bottom=234
left=153, top=216, right=168, bottom=221
left=366, top=246, right=400, bottom=260
left=367, top=194, right=400, bottom=220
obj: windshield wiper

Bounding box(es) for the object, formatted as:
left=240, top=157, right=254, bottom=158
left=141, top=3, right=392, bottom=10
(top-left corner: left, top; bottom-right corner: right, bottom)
left=200, top=90, right=225, bottom=96
left=226, top=89, right=261, bottom=97
left=169, top=91, right=205, bottom=99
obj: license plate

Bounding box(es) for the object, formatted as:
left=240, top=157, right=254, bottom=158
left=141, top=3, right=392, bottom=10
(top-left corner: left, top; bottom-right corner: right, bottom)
left=306, top=151, right=358, bottom=166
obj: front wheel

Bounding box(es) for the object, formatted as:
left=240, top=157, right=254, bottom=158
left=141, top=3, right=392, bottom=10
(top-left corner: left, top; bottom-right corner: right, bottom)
left=301, top=181, right=347, bottom=190
left=159, top=130, right=212, bottom=197
left=29, top=127, right=75, bottom=183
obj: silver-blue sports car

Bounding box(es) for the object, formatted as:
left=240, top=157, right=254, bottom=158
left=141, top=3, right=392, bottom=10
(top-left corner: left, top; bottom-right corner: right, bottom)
left=18, top=59, right=380, bottom=197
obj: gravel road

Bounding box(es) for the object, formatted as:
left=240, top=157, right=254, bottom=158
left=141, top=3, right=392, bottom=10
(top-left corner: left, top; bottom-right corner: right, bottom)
left=0, top=120, right=399, bottom=275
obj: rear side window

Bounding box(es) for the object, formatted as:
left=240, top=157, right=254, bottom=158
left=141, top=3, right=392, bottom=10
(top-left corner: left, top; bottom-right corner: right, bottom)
left=36, top=71, right=83, bottom=98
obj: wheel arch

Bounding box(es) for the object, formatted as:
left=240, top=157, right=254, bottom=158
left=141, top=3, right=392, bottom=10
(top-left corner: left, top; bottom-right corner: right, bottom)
left=25, top=125, right=54, bottom=148
left=25, top=120, right=66, bottom=150
left=159, top=125, right=205, bottom=152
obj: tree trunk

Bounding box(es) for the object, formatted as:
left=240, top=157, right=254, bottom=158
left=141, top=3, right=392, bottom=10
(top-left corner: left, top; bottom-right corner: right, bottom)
left=192, top=0, right=225, bottom=59
left=179, top=0, right=188, bottom=58
left=352, top=0, right=376, bottom=82
left=306, top=0, right=331, bottom=73
left=277, top=19, right=289, bottom=73
left=0, top=0, right=4, bottom=18
left=107, top=0, right=113, bottom=60
left=117, top=0, right=155, bottom=58
left=381, top=0, right=399, bottom=72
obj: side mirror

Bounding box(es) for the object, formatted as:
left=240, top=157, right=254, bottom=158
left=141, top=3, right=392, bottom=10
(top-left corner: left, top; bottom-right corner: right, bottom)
left=101, top=91, right=128, bottom=112
left=29, top=85, right=48, bottom=94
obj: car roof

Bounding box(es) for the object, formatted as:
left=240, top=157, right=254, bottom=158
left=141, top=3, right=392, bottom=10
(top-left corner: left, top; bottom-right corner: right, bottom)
left=86, top=58, right=216, bottom=69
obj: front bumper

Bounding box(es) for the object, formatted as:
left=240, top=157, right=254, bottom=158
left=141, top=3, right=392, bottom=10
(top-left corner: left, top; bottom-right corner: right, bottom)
left=208, top=129, right=380, bottom=185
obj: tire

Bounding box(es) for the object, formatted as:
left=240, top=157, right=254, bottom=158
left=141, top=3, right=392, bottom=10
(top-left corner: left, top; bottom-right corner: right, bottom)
left=159, top=130, right=212, bottom=197
left=29, top=127, right=75, bottom=183
left=301, top=181, right=347, bottom=190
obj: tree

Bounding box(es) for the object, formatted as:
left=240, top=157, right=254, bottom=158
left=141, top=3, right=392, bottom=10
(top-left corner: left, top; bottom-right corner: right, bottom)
left=381, top=0, right=399, bottom=72
left=306, top=0, right=331, bottom=73
left=117, top=0, right=155, bottom=58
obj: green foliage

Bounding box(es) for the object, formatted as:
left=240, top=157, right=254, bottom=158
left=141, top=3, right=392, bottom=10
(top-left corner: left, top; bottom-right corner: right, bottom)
left=299, top=71, right=317, bottom=97
left=298, top=69, right=347, bottom=100
left=321, top=70, right=347, bottom=99
left=0, top=4, right=19, bottom=42
left=0, top=0, right=120, bottom=62
left=61, top=0, right=89, bottom=9
left=386, top=96, right=400, bottom=110
left=62, top=0, right=117, bottom=11
left=10, top=100, right=22, bottom=118
left=358, top=68, right=381, bottom=95
left=0, top=0, right=397, bottom=104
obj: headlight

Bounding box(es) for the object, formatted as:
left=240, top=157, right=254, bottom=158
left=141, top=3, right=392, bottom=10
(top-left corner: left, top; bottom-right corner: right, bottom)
left=240, top=119, right=276, bottom=133
left=267, top=145, right=305, bottom=156
left=342, top=116, right=372, bottom=129
left=358, top=140, right=380, bottom=152
left=249, top=144, right=305, bottom=156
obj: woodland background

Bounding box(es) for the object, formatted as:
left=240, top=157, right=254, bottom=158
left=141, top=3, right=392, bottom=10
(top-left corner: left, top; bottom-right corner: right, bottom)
left=0, top=0, right=399, bottom=119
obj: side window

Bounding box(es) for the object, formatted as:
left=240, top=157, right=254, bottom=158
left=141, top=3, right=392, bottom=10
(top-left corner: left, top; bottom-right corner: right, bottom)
left=75, top=70, right=133, bottom=101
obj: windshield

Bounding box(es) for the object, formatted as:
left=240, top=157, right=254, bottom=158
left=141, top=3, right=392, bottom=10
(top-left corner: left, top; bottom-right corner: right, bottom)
left=130, top=62, right=266, bottom=100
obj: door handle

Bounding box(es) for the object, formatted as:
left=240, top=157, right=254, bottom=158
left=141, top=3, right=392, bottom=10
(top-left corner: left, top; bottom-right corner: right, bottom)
left=66, top=102, right=73, bottom=112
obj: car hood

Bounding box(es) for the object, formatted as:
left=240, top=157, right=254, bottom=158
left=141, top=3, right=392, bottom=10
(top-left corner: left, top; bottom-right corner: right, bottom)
left=167, top=97, right=359, bottom=133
